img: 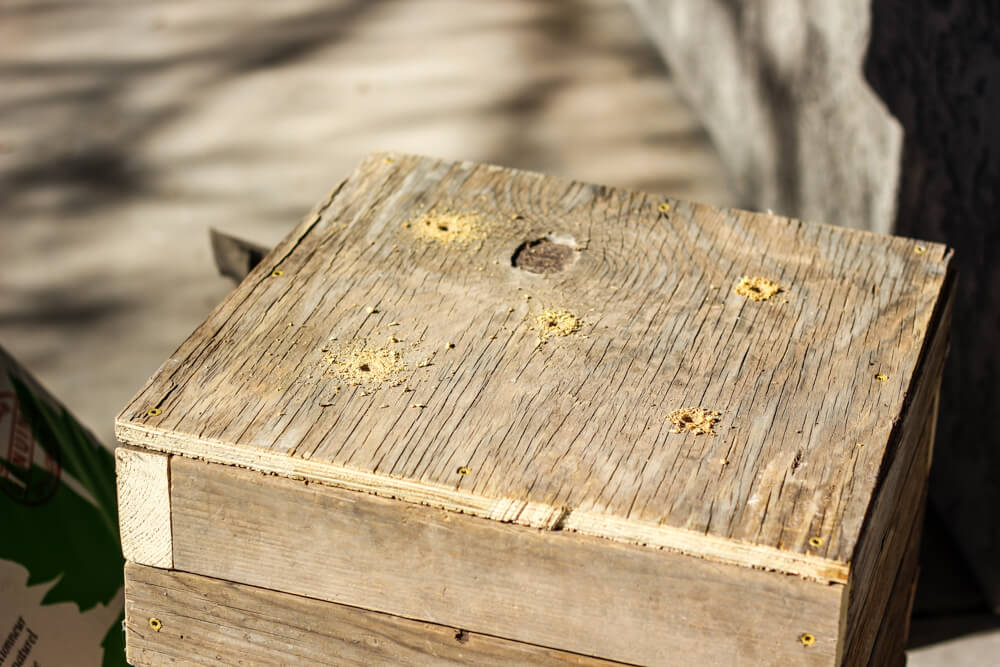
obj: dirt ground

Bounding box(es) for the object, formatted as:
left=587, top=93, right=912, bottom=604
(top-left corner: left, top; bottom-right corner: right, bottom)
left=1, top=0, right=995, bottom=663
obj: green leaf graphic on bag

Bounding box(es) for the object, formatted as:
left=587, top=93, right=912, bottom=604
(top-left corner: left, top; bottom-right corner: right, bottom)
left=1, top=371, right=126, bottom=666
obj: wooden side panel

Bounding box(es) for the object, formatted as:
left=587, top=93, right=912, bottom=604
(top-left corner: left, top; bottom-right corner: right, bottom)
left=865, top=488, right=926, bottom=667
left=840, top=406, right=936, bottom=665
left=840, top=282, right=950, bottom=665
left=116, top=447, right=172, bottom=568
left=124, top=563, right=617, bottom=666
left=168, top=456, right=843, bottom=666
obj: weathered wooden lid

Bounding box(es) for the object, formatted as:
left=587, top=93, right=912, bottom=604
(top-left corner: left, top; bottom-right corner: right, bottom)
left=116, top=152, right=952, bottom=583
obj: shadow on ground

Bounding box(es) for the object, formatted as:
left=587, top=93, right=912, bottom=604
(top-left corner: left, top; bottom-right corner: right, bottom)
left=865, top=0, right=1000, bottom=625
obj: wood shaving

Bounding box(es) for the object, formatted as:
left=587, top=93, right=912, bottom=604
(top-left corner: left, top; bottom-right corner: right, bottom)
left=668, top=407, right=722, bottom=436
left=410, top=209, right=485, bottom=245
left=735, top=276, right=782, bottom=301
left=324, top=343, right=406, bottom=387
left=533, top=309, right=583, bottom=340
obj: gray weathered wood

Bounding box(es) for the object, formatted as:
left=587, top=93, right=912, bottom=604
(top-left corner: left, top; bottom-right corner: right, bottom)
left=866, top=486, right=926, bottom=667
left=627, top=0, right=902, bottom=236
left=841, top=285, right=951, bottom=663
left=842, top=392, right=939, bottom=664
left=123, top=562, right=618, bottom=666
left=115, top=152, right=952, bottom=586
left=167, top=455, right=843, bottom=666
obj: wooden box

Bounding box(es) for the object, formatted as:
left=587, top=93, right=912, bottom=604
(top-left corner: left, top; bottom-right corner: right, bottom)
left=115, top=152, right=953, bottom=666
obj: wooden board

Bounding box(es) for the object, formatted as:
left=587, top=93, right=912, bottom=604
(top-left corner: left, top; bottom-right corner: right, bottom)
left=115, top=152, right=953, bottom=584
left=842, top=391, right=939, bottom=664
left=123, top=563, right=619, bottom=666
left=866, top=486, right=927, bottom=667
left=840, top=285, right=951, bottom=663
left=116, top=447, right=172, bottom=569
left=161, top=455, right=842, bottom=666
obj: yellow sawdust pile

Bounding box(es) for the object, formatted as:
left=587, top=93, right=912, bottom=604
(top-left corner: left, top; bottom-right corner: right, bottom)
left=668, top=407, right=722, bottom=436
left=324, top=343, right=406, bottom=386
left=734, top=276, right=782, bottom=301
left=409, top=209, right=485, bottom=245
left=533, top=309, right=582, bottom=339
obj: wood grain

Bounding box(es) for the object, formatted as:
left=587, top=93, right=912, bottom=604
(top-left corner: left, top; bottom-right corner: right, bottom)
left=123, top=562, right=618, bottom=667
left=115, top=152, right=953, bottom=581
left=116, top=447, right=172, bottom=568
left=846, top=424, right=932, bottom=666
left=167, top=455, right=843, bottom=666
left=865, top=486, right=926, bottom=667
left=840, top=283, right=951, bottom=664
left=841, top=404, right=938, bottom=665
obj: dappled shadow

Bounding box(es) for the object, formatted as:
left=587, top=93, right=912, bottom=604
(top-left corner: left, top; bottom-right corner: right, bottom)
left=0, top=286, right=135, bottom=330
left=2, top=144, right=150, bottom=211
left=0, top=0, right=375, bottom=218
left=0, top=0, right=709, bottom=222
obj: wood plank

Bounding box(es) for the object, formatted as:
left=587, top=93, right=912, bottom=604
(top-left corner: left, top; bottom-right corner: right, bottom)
left=839, top=287, right=950, bottom=665
left=123, top=562, right=618, bottom=667
left=167, top=456, right=843, bottom=666
left=116, top=447, right=172, bottom=568
left=115, top=151, right=953, bottom=581
left=866, top=487, right=926, bottom=667
left=841, top=408, right=932, bottom=665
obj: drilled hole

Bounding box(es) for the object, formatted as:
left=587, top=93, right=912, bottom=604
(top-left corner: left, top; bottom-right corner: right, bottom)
left=511, top=237, right=576, bottom=274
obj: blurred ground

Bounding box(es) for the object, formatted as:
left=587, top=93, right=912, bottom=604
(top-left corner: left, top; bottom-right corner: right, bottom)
left=0, top=0, right=996, bottom=663
left=0, top=0, right=729, bottom=450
